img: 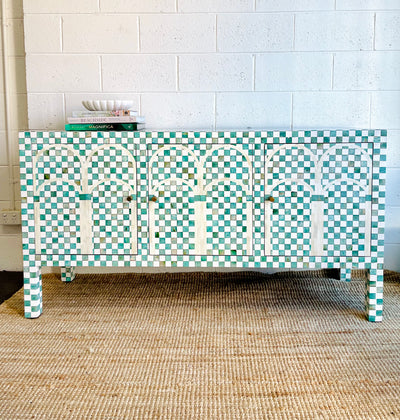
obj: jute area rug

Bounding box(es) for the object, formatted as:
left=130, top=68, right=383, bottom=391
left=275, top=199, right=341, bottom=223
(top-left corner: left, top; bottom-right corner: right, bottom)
left=0, top=270, right=399, bottom=420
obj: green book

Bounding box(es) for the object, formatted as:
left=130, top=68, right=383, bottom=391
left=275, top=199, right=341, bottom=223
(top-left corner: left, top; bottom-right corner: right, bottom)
left=65, top=122, right=145, bottom=131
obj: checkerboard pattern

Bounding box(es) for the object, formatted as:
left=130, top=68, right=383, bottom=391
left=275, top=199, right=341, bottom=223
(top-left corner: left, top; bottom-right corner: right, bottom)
left=321, top=143, right=372, bottom=258
left=91, top=181, right=133, bottom=255
left=265, top=143, right=316, bottom=184
left=35, top=145, right=81, bottom=188
left=61, top=266, right=76, bottom=282
left=203, top=144, right=252, bottom=191
left=23, top=262, right=42, bottom=318
left=19, top=130, right=386, bottom=322
left=151, top=179, right=196, bottom=255
left=148, top=142, right=252, bottom=256
left=265, top=144, right=315, bottom=256
left=206, top=181, right=249, bottom=256
left=320, top=143, right=372, bottom=185
left=268, top=182, right=312, bottom=255
left=38, top=181, right=80, bottom=254
left=87, top=143, right=136, bottom=185
left=324, top=181, right=368, bottom=256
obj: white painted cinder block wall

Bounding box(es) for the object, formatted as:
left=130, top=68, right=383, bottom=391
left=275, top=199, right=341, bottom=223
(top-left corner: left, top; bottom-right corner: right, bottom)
left=0, top=0, right=399, bottom=271
left=0, top=0, right=27, bottom=271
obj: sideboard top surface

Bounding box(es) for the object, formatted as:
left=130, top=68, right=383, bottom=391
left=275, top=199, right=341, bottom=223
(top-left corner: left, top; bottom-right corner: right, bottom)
left=19, top=129, right=387, bottom=145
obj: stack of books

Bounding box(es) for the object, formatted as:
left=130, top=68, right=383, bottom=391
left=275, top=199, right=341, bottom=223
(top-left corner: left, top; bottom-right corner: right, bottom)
left=65, top=109, right=145, bottom=131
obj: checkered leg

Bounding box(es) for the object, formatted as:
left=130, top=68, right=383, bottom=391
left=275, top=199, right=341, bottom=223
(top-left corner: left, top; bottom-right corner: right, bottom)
left=365, top=267, right=384, bottom=322
left=23, top=262, right=42, bottom=318
left=61, top=266, right=76, bottom=282
left=340, top=266, right=352, bottom=282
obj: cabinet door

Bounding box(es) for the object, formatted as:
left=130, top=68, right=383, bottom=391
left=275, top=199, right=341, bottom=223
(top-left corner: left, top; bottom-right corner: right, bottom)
left=264, top=143, right=316, bottom=256
left=87, top=144, right=138, bottom=255
left=33, top=142, right=138, bottom=256
left=34, top=144, right=82, bottom=254
left=263, top=141, right=373, bottom=257
left=148, top=143, right=252, bottom=256
left=321, top=143, right=373, bottom=257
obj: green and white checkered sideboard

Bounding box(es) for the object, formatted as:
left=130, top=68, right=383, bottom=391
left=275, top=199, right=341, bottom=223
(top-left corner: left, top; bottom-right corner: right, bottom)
left=19, top=130, right=386, bottom=321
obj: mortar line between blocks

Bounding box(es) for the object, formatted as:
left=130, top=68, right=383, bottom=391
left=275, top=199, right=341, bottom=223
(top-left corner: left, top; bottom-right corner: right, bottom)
left=213, top=93, right=217, bottom=130
left=215, top=14, right=218, bottom=52
left=290, top=93, right=294, bottom=130
left=60, top=16, right=64, bottom=52
left=62, top=93, right=66, bottom=125
left=137, top=16, right=141, bottom=53
left=369, top=93, right=373, bottom=130
left=252, top=54, right=256, bottom=91
left=293, top=14, right=296, bottom=51
left=176, top=56, right=180, bottom=91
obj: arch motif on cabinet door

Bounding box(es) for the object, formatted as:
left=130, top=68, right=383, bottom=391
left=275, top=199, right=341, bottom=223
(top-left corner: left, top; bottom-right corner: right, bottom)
left=202, top=144, right=253, bottom=187
left=264, top=144, right=321, bottom=256
left=148, top=145, right=198, bottom=255
left=86, top=144, right=138, bottom=255
left=318, top=144, right=373, bottom=179
left=34, top=144, right=138, bottom=255
left=86, top=144, right=137, bottom=182
left=265, top=144, right=319, bottom=179
left=148, top=144, right=200, bottom=183
left=33, top=145, right=83, bottom=255
left=202, top=145, right=253, bottom=256
left=33, top=144, right=83, bottom=191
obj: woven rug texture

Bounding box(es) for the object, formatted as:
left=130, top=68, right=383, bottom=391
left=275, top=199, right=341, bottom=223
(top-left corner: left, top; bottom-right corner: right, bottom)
left=0, top=270, right=399, bottom=420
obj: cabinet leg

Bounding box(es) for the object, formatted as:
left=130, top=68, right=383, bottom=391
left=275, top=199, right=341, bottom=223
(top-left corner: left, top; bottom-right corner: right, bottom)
left=23, top=262, right=42, bottom=319
left=340, top=267, right=352, bottom=282
left=365, top=268, right=383, bottom=322
left=61, top=266, right=76, bottom=282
